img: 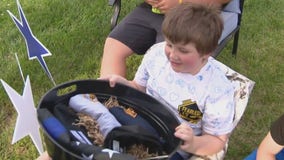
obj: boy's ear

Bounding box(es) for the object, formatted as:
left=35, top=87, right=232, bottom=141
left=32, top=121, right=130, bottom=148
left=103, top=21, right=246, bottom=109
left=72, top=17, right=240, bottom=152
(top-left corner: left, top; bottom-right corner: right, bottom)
left=203, top=53, right=211, bottom=59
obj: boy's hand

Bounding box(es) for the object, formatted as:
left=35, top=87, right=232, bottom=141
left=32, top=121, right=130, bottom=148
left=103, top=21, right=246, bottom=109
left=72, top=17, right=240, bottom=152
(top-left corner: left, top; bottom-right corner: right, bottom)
left=174, top=123, right=194, bottom=150
left=99, top=75, right=146, bottom=93
left=99, top=74, right=129, bottom=88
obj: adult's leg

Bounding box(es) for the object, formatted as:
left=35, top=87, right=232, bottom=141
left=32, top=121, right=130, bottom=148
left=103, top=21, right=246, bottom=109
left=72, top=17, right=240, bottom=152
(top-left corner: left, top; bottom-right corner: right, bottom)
left=100, top=3, right=163, bottom=77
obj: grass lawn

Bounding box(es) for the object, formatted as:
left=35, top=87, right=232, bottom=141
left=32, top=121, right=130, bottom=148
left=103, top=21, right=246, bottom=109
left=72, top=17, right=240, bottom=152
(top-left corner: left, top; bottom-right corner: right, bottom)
left=0, top=0, right=283, bottom=159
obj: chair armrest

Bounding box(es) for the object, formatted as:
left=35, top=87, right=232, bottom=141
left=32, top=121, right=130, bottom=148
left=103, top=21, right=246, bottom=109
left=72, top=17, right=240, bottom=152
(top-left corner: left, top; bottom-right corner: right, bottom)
left=108, top=0, right=116, bottom=6
left=108, top=0, right=121, bottom=30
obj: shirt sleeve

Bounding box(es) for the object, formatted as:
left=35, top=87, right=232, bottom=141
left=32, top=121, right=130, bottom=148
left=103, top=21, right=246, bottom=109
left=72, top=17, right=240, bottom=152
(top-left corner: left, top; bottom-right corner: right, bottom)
left=134, top=42, right=166, bottom=87
left=134, top=54, right=150, bottom=87
left=270, top=114, right=284, bottom=145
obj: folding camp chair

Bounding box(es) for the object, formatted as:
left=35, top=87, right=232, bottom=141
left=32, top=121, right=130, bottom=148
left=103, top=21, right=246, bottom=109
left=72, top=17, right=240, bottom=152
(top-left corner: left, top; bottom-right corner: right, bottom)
left=108, top=0, right=245, bottom=57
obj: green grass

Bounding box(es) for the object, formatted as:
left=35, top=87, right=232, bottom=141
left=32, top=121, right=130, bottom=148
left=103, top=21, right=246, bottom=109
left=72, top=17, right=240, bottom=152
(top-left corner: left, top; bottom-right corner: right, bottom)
left=0, top=0, right=283, bottom=159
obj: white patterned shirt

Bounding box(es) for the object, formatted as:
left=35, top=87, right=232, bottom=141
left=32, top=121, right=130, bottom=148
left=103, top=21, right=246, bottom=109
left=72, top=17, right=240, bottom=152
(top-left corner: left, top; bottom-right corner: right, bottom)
left=134, top=42, right=235, bottom=136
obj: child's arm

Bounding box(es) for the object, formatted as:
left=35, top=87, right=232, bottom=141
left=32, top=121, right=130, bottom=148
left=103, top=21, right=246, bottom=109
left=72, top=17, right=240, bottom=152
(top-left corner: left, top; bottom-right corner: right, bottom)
left=174, top=123, right=228, bottom=156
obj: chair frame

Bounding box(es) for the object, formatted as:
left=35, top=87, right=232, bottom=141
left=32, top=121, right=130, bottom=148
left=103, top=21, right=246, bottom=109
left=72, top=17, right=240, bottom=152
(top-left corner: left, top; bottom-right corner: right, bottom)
left=212, top=0, right=245, bottom=57
left=108, top=0, right=245, bottom=57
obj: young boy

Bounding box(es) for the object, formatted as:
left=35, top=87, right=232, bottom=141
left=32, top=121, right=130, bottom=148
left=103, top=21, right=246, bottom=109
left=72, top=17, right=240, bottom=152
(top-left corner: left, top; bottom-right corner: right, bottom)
left=101, top=3, right=235, bottom=159
left=37, top=3, right=235, bottom=160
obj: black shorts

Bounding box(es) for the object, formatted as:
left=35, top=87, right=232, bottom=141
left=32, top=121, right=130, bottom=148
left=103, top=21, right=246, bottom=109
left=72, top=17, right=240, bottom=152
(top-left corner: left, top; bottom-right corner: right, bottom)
left=108, top=3, right=165, bottom=55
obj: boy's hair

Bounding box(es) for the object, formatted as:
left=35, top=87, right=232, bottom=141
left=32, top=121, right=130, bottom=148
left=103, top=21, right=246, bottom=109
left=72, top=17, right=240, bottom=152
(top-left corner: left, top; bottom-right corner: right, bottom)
left=162, top=3, right=223, bottom=55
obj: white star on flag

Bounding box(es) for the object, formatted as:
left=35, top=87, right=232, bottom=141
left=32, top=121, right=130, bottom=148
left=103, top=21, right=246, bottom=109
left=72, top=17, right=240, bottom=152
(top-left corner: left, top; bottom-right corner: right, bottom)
left=1, top=76, right=43, bottom=154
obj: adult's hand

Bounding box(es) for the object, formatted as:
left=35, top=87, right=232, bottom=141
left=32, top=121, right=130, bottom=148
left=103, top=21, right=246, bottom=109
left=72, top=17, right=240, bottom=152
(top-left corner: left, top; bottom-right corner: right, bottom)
left=145, top=0, right=160, bottom=6
left=153, top=0, right=179, bottom=13
left=153, top=0, right=231, bottom=13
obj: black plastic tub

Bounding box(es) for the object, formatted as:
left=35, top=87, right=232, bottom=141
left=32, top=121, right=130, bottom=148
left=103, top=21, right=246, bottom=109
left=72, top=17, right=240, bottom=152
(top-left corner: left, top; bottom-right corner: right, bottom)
left=37, top=79, right=181, bottom=160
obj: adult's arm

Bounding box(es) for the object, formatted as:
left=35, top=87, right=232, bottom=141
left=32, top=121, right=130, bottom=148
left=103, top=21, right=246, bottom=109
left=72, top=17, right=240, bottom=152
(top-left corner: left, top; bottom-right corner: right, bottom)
left=152, top=0, right=231, bottom=13
left=257, top=132, right=284, bottom=160
left=257, top=114, right=284, bottom=160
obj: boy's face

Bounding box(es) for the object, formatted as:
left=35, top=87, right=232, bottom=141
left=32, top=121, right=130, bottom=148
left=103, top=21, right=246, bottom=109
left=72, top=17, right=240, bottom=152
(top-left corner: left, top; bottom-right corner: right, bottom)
left=164, top=39, right=209, bottom=75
